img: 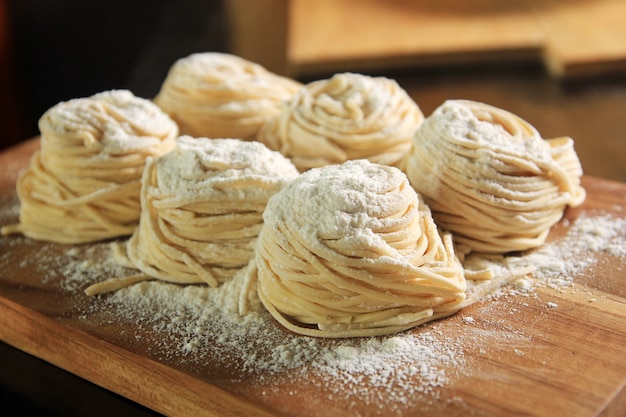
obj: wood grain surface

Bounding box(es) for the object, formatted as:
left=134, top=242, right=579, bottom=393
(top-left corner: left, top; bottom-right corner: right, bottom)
left=1, top=138, right=625, bottom=417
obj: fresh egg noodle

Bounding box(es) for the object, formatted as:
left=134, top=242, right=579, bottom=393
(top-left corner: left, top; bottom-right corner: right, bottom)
left=257, top=72, right=424, bottom=172
left=1, top=90, right=178, bottom=244
left=153, top=52, right=302, bottom=140
left=401, top=99, right=586, bottom=255
left=243, top=160, right=469, bottom=338
left=85, top=136, right=300, bottom=296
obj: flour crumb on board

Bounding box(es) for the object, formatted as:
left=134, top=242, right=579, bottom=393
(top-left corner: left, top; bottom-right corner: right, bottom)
left=474, top=213, right=626, bottom=299
left=533, top=214, right=626, bottom=279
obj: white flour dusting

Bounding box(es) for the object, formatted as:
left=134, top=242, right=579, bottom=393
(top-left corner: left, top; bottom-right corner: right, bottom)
left=513, top=212, right=625, bottom=291
left=532, top=214, right=626, bottom=275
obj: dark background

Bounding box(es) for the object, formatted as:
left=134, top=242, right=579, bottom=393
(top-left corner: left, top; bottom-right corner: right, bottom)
left=1, top=0, right=228, bottom=150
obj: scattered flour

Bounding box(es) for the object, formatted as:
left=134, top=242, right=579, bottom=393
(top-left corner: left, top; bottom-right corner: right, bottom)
left=521, top=213, right=625, bottom=288
left=469, top=212, right=626, bottom=298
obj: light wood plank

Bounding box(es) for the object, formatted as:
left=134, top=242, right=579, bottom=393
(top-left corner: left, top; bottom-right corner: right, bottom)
left=290, top=0, right=543, bottom=64
left=532, top=0, right=626, bottom=77
left=225, top=0, right=626, bottom=78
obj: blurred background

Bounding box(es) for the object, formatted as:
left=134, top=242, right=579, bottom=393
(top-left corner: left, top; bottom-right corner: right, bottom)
left=1, top=0, right=626, bottom=177
left=1, top=0, right=228, bottom=149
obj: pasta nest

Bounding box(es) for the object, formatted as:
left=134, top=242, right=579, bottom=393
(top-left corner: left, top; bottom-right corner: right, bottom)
left=257, top=72, right=424, bottom=172
left=401, top=99, right=586, bottom=254
left=252, top=159, right=467, bottom=337
left=153, top=52, right=302, bottom=140
left=4, top=89, right=178, bottom=244
left=124, top=136, right=300, bottom=287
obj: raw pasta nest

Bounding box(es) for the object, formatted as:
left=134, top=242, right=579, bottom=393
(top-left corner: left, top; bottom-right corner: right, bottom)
left=153, top=52, right=302, bottom=139
left=401, top=99, right=586, bottom=254
left=1, top=89, right=178, bottom=244
left=85, top=136, right=300, bottom=295
left=257, top=72, right=424, bottom=172
left=249, top=159, right=467, bottom=338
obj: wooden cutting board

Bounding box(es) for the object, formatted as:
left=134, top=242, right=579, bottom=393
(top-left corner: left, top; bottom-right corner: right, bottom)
left=1, top=138, right=625, bottom=417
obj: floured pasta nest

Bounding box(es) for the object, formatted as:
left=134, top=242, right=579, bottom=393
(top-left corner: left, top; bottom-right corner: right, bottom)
left=257, top=72, right=424, bottom=172
left=1, top=89, right=178, bottom=244
left=84, top=136, right=300, bottom=296
left=401, top=99, right=586, bottom=254
left=153, top=52, right=303, bottom=140
left=244, top=159, right=467, bottom=338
